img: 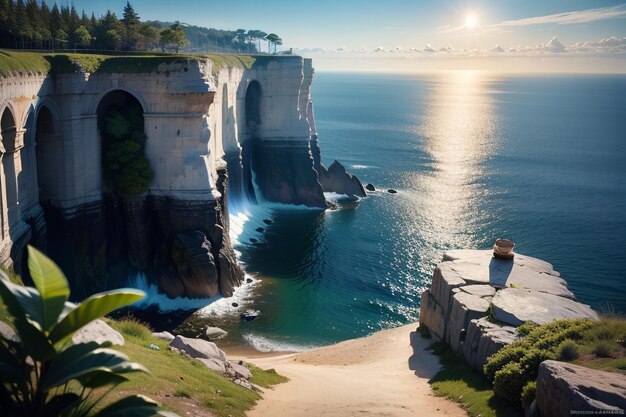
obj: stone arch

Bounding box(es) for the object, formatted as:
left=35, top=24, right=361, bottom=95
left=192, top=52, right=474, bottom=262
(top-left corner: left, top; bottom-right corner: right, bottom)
left=35, top=105, right=60, bottom=203
left=245, top=80, right=262, bottom=139
left=1, top=106, right=18, bottom=232
left=90, top=87, right=147, bottom=116
left=96, top=90, right=146, bottom=195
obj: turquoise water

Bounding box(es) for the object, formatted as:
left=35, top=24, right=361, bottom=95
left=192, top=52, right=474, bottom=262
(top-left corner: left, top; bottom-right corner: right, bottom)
left=233, top=71, right=626, bottom=351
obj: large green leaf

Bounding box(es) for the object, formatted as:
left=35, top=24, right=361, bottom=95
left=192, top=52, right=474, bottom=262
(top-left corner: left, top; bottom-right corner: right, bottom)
left=94, top=395, right=179, bottom=417
left=49, top=289, right=145, bottom=345
left=27, top=246, right=70, bottom=331
left=79, top=371, right=128, bottom=388
left=13, top=317, right=56, bottom=361
left=0, top=273, right=44, bottom=327
left=41, top=346, right=148, bottom=390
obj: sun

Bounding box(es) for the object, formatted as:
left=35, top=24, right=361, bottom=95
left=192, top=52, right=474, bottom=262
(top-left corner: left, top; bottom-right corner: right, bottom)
left=465, top=14, right=478, bottom=29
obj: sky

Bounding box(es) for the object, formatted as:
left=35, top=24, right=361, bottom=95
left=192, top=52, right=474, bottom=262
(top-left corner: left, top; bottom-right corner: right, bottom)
left=65, top=0, right=626, bottom=72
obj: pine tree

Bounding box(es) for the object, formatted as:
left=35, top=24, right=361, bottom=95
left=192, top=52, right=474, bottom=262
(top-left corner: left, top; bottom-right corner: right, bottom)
left=50, top=3, right=61, bottom=49
left=122, top=2, right=140, bottom=50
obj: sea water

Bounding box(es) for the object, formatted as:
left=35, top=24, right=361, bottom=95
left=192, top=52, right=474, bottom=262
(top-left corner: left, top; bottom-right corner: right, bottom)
left=219, top=71, right=626, bottom=351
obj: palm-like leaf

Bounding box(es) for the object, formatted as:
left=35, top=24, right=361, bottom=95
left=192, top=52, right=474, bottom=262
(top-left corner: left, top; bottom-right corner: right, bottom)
left=94, top=395, right=178, bottom=417
left=49, top=289, right=145, bottom=346
left=0, top=271, right=44, bottom=327
left=27, top=246, right=70, bottom=331
left=42, top=345, right=147, bottom=391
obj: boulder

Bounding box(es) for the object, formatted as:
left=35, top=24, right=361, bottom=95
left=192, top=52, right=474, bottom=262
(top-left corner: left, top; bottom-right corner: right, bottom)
left=457, top=284, right=496, bottom=299
left=171, top=231, right=219, bottom=298
left=445, top=292, right=490, bottom=352
left=205, top=326, right=228, bottom=340
left=318, top=160, right=367, bottom=197
left=152, top=331, right=175, bottom=341
left=169, top=335, right=228, bottom=362
left=462, top=318, right=520, bottom=371
left=228, top=361, right=252, bottom=379
left=387, top=189, right=397, bottom=194
left=536, top=360, right=626, bottom=416
left=491, top=288, right=598, bottom=327
left=72, top=319, right=124, bottom=346
left=431, top=263, right=466, bottom=312
left=196, top=357, right=227, bottom=374
left=365, top=183, right=375, bottom=191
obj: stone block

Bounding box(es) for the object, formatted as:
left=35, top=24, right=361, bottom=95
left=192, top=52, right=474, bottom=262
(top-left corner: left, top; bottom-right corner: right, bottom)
left=537, top=360, right=626, bottom=416
left=491, top=288, right=598, bottom=327
left=445, top=292, right=490, bottom=352
left=462, top=318, right=520, bottom=371
left=419, top=289, right=447, bottom=341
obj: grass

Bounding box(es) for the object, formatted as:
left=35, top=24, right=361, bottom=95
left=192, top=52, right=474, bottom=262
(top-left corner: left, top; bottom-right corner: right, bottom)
left=103, top=318, right=287, bottom=417
left=428, top=342, right=523, bottom=417
left=1, top=49, right=267, bottom=77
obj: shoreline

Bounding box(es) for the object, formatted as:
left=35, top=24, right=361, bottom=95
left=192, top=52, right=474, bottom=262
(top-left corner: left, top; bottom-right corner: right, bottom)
left=228, top=322, right=467, bottom=417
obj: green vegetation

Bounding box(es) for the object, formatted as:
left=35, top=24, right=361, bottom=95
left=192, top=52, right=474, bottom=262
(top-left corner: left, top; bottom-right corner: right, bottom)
left=0, top=49, right=50, bottom=76
left=0, top=246, right=171, bottom=416
left=248, top=364, right=289, bottom=388
left=428, top=317, right=626, bottom=415
left=0, top=1, right=280, bottom=54
left=115, top=316, right=153, bottom=342
left=101, top=105, right=154, bottom=195
left=484, top=317, right=626, bottom=408
left=428, top=342, right=523, bottom=417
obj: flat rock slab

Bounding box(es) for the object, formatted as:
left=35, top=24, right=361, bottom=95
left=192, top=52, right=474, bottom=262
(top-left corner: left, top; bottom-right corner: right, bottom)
left=196, top=357, right=227, bottom=374
left=446, top=292, right=491, bottom=352
left=457, top=284, right=496, bottom=298
left=462, top=317, right=520, bottom=371
left=491, top=288, right=598, bottom=327
left=537, top=360, right=626, bottom=416
left=152, top=331, right=175, bottom=341
left=441, top=250, right=573, bottom=299
left=205, top=326, right=228, bottom=340
left=72, top=319, right=124, bottom=346
left=170, top=335, right=228, bottom=362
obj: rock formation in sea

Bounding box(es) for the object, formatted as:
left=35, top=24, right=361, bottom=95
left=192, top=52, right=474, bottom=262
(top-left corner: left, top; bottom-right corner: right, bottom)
left=0, top=52, right=364, bottom=300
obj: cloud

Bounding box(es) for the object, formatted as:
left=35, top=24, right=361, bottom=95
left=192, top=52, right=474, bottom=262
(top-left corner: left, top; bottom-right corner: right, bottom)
left=542, top=36, right=566, bottom=52
left=423, top=44, right=436, bottom=53
left=492, top=5, right=626, bottom=28
left=491, top=45, right=505, bottom=53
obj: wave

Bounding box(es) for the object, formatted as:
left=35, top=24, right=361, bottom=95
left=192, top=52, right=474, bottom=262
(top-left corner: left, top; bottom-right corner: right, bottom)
left=128, top=272, right=259, bottom=314
left=351, top=164, right=372, bottom=169
left=242, top=333, right=320, bottom=353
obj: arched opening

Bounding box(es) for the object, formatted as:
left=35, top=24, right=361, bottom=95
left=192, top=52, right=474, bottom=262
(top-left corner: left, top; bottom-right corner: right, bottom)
left=1, top=107, right=18, bottom=230
left=96, top=90, right=152, bottom=196
left=242, top=81, right=263, bottom=201
left=35, top=106, right=57, bottom=203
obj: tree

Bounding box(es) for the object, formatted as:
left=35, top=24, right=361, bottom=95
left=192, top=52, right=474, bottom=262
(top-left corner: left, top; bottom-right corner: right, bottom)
left=139, top=24, right=159, bottom=50
left=0, top=246, right=177, bottom=417
left=73, top=25, right=92, bottom=48
left=266, top=33, right=282, bottom=54
left=248, top=29, right=267, bottom=53
left=122, top=1, right=141, bottom=50
left=159, top=23, right=186, bottom=53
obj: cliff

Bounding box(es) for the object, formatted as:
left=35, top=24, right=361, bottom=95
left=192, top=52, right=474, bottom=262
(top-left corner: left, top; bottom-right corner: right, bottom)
left=0, top=49, right=362, bottom=300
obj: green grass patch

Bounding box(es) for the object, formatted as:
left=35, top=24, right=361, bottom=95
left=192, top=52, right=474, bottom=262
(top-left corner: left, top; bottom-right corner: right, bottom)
left=428, top=342, right=523, bottom=417
left=249, top=364, right=289, bottom=388
left=101, top=326, right=286, bottom=417
left=0, top=49, right=51, bottom=76
left=112, top=316, right=153, bottom=342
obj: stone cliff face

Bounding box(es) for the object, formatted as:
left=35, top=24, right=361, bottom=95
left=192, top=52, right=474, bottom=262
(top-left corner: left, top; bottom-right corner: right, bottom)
left=0, top=52, right=361, bottom=301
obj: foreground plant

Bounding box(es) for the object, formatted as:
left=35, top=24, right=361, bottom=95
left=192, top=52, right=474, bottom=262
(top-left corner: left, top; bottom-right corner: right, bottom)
left=0, top=246, right=177, bottom=417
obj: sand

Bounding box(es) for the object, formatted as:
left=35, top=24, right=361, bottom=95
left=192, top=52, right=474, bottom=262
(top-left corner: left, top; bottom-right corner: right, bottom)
left=230, top=323, right=467, bottom=417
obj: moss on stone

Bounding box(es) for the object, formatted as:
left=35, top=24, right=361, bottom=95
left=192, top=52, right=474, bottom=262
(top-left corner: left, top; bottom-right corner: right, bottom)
left=0, top=50, right=51, bottom=76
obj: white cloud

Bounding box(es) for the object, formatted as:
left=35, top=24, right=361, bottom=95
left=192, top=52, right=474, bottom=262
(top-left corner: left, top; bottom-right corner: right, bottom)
left=423, top=44, right=436, bottom=53
left=492, top=4, right=626, bottom=28
left=491, top=45, right=505, bottom=53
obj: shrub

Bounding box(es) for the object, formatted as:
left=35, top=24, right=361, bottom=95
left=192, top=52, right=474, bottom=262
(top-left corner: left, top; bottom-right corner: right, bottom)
left=592, top=340, right=618, bottom=358
left=493, top=362, right=526, bottom=404
left=418, top=324, right=432, bottom=339
left=0, top=246, right=176, bottom=417
left=557, top=340, right=581, bottom=361
left=521, top=381, right=537, bottom=409
left=516, top=321, right=538, bottom=336
left=116, top=316, right=153, bottom=341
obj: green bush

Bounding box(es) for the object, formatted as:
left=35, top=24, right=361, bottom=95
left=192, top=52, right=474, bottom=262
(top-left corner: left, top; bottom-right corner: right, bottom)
left=516, top=321, right=538, bottom=336
left=116, top=316, right=153, bottom=341
left=0, top=246, right=176, bottom=417
left=592, top=340, right=618, bottom=358
left=557, top=340, right=581, bottom=361
left=520, top=381, right=536, bottom=409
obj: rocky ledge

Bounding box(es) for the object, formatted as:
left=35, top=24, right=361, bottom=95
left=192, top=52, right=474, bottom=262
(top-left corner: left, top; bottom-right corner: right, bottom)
left=419, top=249, right=598, bottom=371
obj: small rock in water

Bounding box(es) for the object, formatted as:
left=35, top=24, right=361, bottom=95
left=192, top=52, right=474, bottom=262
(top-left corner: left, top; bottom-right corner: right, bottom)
left=387, top=189, right=398, bottom=194
left=232, top=302, right=239, bottom=307
left=249, top=238, right=258, bottom=243
left=150, top=344, right=160, bottom=350
left=263, top=219, right=273, bottom=225
left=365, top=183, right=376, bottom=191
left=246, top=278, right=253, bottom=283
left=256, top=227, right=264, bottom=233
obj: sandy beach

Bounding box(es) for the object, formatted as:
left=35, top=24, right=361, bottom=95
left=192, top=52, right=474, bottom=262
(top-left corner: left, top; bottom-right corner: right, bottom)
left=230, top=323, right=466, bottom=417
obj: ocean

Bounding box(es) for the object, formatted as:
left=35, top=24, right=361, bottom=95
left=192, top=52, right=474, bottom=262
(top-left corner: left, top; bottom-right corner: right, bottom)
left=151, top=71, right=626, bottom=352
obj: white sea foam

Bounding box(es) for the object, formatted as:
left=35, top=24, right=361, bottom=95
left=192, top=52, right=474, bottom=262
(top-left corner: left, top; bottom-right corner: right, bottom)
left=242, top=333, right=319, bottom=353
left=350, top=164, right=372, bottom=169
left=128, top=272, right=259, bottom=314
